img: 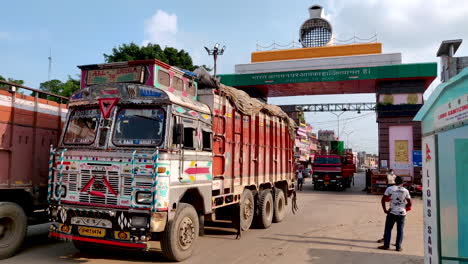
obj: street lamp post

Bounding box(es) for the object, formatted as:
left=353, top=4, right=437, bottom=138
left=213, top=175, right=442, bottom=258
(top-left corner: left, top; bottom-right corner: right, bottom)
left=343, top=131, right=354, bottom=149
left=204, top=43, right=226, bottom=77
left=330, top=111, right=345, bottom=140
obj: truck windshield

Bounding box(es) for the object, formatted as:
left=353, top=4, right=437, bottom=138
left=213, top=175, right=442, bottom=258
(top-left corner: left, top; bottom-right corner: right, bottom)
left=315, top=157, right=341, bottom=164
left=63, top=109, right=101, bottom=144
left=113, top=108, right=165, bottom=146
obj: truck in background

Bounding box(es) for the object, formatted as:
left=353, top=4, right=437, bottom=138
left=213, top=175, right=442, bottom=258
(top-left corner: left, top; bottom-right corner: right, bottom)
left=0, top=80, right=67, bottom=259
left=47, top=60, right=296, bottom=261
left=312, top=141, right=356, bottom=191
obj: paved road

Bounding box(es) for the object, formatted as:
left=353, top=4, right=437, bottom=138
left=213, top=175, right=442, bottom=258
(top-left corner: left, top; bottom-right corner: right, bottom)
left=6, top=173, right=424, bottom=264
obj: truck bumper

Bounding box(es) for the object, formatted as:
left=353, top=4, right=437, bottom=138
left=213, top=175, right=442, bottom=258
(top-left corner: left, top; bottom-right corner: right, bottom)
left=314, top=179, right=345, bottom=188
left=49, top=230, right=148, bottom=249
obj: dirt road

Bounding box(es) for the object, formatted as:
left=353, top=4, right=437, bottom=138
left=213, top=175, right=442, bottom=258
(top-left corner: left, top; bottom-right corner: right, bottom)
left=5, top=173, right=424, bottom=264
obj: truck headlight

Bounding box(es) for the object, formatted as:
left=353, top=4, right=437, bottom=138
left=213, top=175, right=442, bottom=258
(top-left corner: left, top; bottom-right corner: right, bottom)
left=336, top=176, right=342, bottom=178
left=136, top=192, right=152, bottom=204
left=54, top=185, right=67, bottom=198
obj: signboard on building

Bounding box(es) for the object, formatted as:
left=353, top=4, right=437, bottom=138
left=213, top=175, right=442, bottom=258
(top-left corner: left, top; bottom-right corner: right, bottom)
left=380, top=160, right=388, bottom=168
left=434, top=94, right=468, bottom=130
left=412, top=150, right=422, bottom=167
left=395, top=140, right=409, bottom=162
left=422, top=135, right=439, bottom=264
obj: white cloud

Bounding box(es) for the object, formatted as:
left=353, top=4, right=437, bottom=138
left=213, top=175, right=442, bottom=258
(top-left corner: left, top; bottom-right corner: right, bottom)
left=143, top=10, right=178, bottom=48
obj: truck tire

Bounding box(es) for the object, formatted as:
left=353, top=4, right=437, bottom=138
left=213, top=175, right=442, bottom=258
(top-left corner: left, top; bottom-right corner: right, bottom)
left=160, top=203, right=199, bottom=262
left=0, top=202, right=27, bottom=259
left=256, top=190, right=273, bottom=229
left=240, top=189, right=254, bottom=231
left=273, top=189, right=286, bottom=223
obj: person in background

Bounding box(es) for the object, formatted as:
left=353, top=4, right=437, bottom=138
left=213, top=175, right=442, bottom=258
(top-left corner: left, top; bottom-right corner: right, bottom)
left=363, top=168, right=372, bottom=192
left=296, top=170, right=304, bottom=191
left=378, top=176, right=412, bottom=251
left=386, top=169, right=396, bottom=187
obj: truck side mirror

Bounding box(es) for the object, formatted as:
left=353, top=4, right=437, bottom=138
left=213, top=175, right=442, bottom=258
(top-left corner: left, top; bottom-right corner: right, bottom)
left=174, top=123, right=184, bottom=145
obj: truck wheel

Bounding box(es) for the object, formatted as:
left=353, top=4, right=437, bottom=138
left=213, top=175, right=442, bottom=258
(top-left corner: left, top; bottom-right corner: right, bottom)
left=256, top=190, right=273, bottom=229
left=273, top=189, right=286, bottom=223
left=160, top=203, right=199, bottom=262
left=0, top=202, right=27, bottom=259
left=240, top=189, right=254, bottom=231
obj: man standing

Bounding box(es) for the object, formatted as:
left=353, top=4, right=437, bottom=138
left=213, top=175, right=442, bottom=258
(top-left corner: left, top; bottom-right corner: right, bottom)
left=386, top=169, right=396, bottom=187
left=297, top=170, right=304, bottom=191
left=378, top=176, right=412, bottom=251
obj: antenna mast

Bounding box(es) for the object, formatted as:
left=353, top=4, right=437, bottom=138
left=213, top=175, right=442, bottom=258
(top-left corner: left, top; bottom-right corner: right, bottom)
left=48, top=48, right=52, bottom=81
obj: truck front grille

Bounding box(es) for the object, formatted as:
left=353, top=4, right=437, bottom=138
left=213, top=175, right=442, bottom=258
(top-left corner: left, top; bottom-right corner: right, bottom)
left=78, top=170, right=120, bottom=206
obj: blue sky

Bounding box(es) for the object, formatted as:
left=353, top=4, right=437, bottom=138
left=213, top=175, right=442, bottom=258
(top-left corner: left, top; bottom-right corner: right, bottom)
left=1, top=0, right=467, bottom=153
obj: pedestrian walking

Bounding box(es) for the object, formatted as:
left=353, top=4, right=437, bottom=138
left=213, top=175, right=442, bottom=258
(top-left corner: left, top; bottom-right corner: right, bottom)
left=378, top=176, right=412, bottom=251
left=296, top=170, right=304, bottom=191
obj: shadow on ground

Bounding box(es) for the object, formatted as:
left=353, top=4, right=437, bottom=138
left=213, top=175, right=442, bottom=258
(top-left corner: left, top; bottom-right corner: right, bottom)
left=259, top=233, right=423, bottom=264
left=307, top=248, right=423, bottom=264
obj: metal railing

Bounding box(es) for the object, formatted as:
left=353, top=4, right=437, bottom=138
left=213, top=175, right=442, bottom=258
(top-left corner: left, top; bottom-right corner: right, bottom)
left=256, top=33, right=378, bottom=51
left=279, top=102, right=376, bottom=113
left=0, top=80, right=69, bottom=103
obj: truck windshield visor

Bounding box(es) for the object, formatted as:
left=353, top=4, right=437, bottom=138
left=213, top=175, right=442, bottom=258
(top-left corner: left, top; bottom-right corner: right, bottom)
left=63, top=109, right=101, bottom=144
left=113, top=108, right=165, bottom=146
left=315, top=157, right=341, bottom=164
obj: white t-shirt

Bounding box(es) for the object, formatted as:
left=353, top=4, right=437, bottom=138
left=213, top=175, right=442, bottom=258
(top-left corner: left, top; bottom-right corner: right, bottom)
left=297, top=171, right=303, bottom=179
left=384, top=185, right=411, bottom=216
left=387, top=172, right=396, bottom=184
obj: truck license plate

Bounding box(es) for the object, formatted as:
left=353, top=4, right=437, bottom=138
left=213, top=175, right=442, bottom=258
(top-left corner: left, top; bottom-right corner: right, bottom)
left=78, top=226, right=106, bottom=238
left=324, top=181, right=329, bottom=185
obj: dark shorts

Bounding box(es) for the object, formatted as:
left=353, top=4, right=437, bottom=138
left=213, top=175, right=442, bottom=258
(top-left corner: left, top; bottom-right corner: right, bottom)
left=298, top=178, right=304, bottom=184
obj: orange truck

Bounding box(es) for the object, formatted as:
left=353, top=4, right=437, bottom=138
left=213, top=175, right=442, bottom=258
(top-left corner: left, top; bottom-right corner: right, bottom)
left=0, top=81, right=67, bottom=259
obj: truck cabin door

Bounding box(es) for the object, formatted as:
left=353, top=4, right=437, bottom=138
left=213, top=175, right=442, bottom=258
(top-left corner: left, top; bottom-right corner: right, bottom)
left=177, top=116, right=198, bottom=183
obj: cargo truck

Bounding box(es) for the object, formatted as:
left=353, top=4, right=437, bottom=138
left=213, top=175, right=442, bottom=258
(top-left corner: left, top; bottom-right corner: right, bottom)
left=47, top=60, right=296, bottom=261
left=0, top=80, right=67, bottom=259
left=312, top=141, right=355, bottom=191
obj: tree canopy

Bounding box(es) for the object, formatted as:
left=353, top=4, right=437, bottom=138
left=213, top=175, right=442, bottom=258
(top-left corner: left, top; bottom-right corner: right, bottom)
left=39, top=76, right=80, bottom=102
left=0, top=75, right=24, bottom=90
left=0, top=75, right=24, bottom=85
left=104, top=43, right=211, bottom=72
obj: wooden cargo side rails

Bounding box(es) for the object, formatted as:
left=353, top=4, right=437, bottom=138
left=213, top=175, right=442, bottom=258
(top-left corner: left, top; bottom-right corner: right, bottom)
left=0, top=81, right=68, bottom=260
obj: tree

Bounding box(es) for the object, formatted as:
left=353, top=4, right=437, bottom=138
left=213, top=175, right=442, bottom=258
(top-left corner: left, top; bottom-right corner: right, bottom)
left=0, top=75, right=24, bottom=91
left=104, top=43, right=211, bottom=72
left=39, top=76, right=80, bottom=102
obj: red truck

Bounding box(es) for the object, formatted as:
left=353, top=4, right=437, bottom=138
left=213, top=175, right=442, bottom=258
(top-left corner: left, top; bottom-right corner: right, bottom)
left=0, top=81, right=67, bottom=259
left=47, top=60, right=296, bottom=261
left=312, top=152, right=356, bottom=191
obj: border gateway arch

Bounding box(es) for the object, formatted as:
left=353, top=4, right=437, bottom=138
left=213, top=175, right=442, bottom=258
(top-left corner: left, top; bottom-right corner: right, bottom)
left=219, top=5, right=437, bottom=183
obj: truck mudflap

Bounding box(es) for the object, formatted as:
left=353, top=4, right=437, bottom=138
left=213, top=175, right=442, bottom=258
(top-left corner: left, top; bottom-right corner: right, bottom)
left=49, top=230, right=148, bottom=249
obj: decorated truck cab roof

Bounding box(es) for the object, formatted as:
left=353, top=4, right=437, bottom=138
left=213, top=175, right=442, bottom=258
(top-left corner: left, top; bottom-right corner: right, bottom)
left=70, top=59, right=209, bottom=114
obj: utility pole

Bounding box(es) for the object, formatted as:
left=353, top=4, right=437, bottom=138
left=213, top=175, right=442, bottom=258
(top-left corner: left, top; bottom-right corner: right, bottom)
left=48, top=48, right=52, bottom=81
left=204, top=43, right=226, bottom=77
left=343, top=131, right=354, bottom=148
left=330, top=111, right=345, bottom=140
